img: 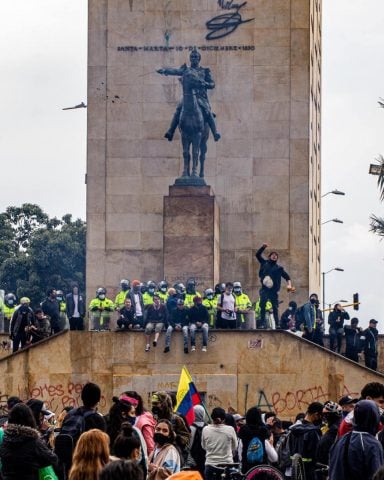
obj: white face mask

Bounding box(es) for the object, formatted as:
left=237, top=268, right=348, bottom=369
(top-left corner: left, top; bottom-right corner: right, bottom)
left=98, top=294, right=106, bottom=300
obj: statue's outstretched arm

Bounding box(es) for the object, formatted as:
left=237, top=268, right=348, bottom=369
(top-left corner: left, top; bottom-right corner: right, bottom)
left=157, top=65, right=186, bottom=76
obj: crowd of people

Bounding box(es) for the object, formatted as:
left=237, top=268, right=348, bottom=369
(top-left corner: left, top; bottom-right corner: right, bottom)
left=0, top=244, right=379, bottom=369
left=1, top=382, right=384, bottom=479
left=1, top=278, right=379, bottom=370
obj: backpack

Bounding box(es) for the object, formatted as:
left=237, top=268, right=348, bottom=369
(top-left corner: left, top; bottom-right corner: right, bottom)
left=189, top=423, right=206, bottom=472
left=276, top=431, right=291, bottom=470
left=59, top=407, right=97, bottom=444
left=246, top=436, right=264, bottom=465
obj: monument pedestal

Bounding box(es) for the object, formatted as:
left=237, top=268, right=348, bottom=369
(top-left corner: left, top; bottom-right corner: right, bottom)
left=163, top=185, right=220, bottom=288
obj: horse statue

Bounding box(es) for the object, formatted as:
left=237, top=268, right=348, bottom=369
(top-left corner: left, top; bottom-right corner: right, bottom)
left=178, top=68, right=210, bottom=179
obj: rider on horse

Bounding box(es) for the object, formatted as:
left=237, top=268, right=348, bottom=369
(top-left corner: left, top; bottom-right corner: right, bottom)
left=157, top=48, right=221, bottom=142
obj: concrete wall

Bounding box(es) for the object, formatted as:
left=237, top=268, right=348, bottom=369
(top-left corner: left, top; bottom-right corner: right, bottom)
left=86, top=0, right=321, bottom=307
left=0, top=330, right=382, bottom=421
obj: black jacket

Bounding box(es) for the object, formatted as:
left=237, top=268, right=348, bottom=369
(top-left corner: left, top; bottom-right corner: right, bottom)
left=188, top=305, right=209, bottom=324
left=0, top=424, right=58, bottom=480
left=41, top=298, right=60, bottom=327
left=288, top=421, right=322, bottom=479
left=255, top=245, right=290, bottom=293
left=328, top=310, right=350, bottom=330
left=65, top=292, right=86, bottom=318
left=169, top=308, right=189, bottom=328
left=363, top=327, right=378, bottom=355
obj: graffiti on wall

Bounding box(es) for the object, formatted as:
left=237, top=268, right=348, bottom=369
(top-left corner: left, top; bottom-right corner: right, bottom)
left=15, top=382, right=107, bottom=413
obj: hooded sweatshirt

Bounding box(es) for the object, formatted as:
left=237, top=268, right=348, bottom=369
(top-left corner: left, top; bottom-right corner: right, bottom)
left=0, top=424, right=58, bottom=480
left=288, top=420, right=322, bottom=479
left=329, top=400, right=384, bottom=480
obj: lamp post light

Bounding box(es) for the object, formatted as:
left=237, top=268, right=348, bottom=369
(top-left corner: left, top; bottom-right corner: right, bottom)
left=321, top=189, right=346, bottom=197
left=369, top=164, right=384, bottom=176
left=321, top=218, right=344, bottom=225
left=322, top=268, right=344, bottom=312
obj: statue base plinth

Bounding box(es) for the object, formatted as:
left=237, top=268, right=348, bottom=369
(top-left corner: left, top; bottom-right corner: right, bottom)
left=163, top=185, right=220, bottom=288
left=174, top=176, right=207, bottom=187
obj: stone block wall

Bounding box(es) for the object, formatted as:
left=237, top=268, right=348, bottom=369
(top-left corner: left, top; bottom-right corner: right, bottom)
left=87, top=0, right=321, bottom=306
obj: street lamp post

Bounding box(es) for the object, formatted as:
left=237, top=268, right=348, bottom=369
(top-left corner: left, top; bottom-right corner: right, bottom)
left=321, top=189, right=346, bottom=197
left=321, top=218, right=344, bottom=225
left=322, top=268, right=344, bottom=312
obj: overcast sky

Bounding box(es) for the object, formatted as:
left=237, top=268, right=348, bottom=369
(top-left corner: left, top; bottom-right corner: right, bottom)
left=1, top=1, right=383, bottom=328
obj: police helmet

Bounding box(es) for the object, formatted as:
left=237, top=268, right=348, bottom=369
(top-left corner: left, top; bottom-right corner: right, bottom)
left=159, top=280, right=168, bottom=292
left=120, top=279, right=130, bottom=288
left=140, top=282, right=147, bottom=294
left=204, top=288, right=214, bottom=299
left=174, top=283, right=186, bottom=294
left=4, top=293, right=16, bottom=307
left=96, top=287, right=106, bottom=296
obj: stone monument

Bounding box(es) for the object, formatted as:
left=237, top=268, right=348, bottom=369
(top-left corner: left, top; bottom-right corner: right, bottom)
left=86, top=0, right=322, bottom=305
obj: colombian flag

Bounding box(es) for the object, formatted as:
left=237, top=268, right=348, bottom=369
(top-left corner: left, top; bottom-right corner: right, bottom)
left=174, top=366, right=202, bottom=425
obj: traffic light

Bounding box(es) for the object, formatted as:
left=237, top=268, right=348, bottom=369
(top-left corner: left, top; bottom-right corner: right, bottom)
left=353, top=293, right=359, bottom=310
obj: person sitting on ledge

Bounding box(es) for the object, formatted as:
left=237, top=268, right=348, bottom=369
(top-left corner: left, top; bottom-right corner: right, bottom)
left=144, top=294, right=168, bottom=352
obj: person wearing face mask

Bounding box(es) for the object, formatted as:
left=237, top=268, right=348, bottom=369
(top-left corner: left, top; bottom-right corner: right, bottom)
left=301, top=293, right=322, bottom=343
left=148, top=419, right=181, bottom=479
left=217, top=282, right=237, bottom=329
left=144, top=294, right=168, bottom=352
left=150, top=392, right=190, bottom=466
left=143, top=281, right=158, bottom=310
left=328, top=303, right=350, bottom=353
left=88, top=287, right=115, bottom=331
left=158, top=281, right=169, bottom=304
left=233, top=281, right=252, bottom=330
left=184, top=279, right=201, bottom=308
left=4, top=293, right=17, bottom=334
left=114, top=279, right=131, bottom=312
left=255, top=243, right=294, bottom=329
left=280, top=301, right=297, bottom=330
left=285, top=402, right=323, bottom=480
left=42, top=288, right=61, bottom=334
left=10, top=297, right=34, bottom=352
left=202, top=288, right=217, bottom=328
left=127, top=280, right=145, bottom=329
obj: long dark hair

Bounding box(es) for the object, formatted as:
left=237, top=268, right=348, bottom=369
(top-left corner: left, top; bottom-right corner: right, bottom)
left=107, top=397, right=134, bottom=447
left=113, top=422, right=141, bottom=459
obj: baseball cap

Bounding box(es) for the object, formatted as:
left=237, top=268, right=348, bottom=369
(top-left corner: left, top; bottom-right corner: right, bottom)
left=339, top=395, right=358, bottom=406
left=233, top=413, right=244, bottom=422
left=369, top=319, right=378, bottom=324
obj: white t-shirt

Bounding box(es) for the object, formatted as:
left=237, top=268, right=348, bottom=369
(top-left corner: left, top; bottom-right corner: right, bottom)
left=134, top=294, right=142, bottom=316
left=220, top=293, right=236, bottom=321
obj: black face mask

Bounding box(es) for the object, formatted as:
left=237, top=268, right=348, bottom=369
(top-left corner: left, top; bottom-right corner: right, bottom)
left=127, top=416, right=136, bottom=426
left=19, top=305, right=29, bottom=314
left=154, top=433, right=169, bottom=446
left=310, top=298, right=317, bottom=304
left=152, top=406, right=162, bottom=416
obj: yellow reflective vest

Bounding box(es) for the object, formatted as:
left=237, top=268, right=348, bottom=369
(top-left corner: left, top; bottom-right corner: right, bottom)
left=235, top=293, right=252, bottom=323
left=202, top=298, right=217, bottom=327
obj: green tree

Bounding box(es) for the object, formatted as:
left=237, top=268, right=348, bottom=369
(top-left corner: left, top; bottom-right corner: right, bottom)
left=370, top=99, right=384, bottom=237
left=0, top=204, right=86, bottom=307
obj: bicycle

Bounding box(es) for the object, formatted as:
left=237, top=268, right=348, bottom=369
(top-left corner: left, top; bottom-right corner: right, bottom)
left=291, top=454, right=305, bottom=480
left=214, top=463, right=284, bottom=480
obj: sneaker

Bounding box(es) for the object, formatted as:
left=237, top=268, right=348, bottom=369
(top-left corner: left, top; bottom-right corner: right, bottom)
left=184, top=347, right=189, bottom=354
left=191, top=346, right=196, bottom=352
left=153, top=340, right=157, bottom=347
left=145, top=344, right=150, bottom=352
left=164, top=346, right=170, bottom=353
left=202, top=346, right=207, bottom=352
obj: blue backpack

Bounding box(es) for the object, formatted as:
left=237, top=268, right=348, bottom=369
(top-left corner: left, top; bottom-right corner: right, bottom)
left=246, top=436, right=264, bottom=465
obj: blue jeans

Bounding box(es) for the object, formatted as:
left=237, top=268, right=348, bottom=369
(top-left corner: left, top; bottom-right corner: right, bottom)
left=205, top=465, right=223, bottom=480
left=165, top=325, right=189, bottom=348
left=190, top=323, right=209, bottom=347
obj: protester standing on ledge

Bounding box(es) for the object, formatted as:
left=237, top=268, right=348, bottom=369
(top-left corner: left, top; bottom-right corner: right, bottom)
left=255, top=243, right=294, bottom=329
